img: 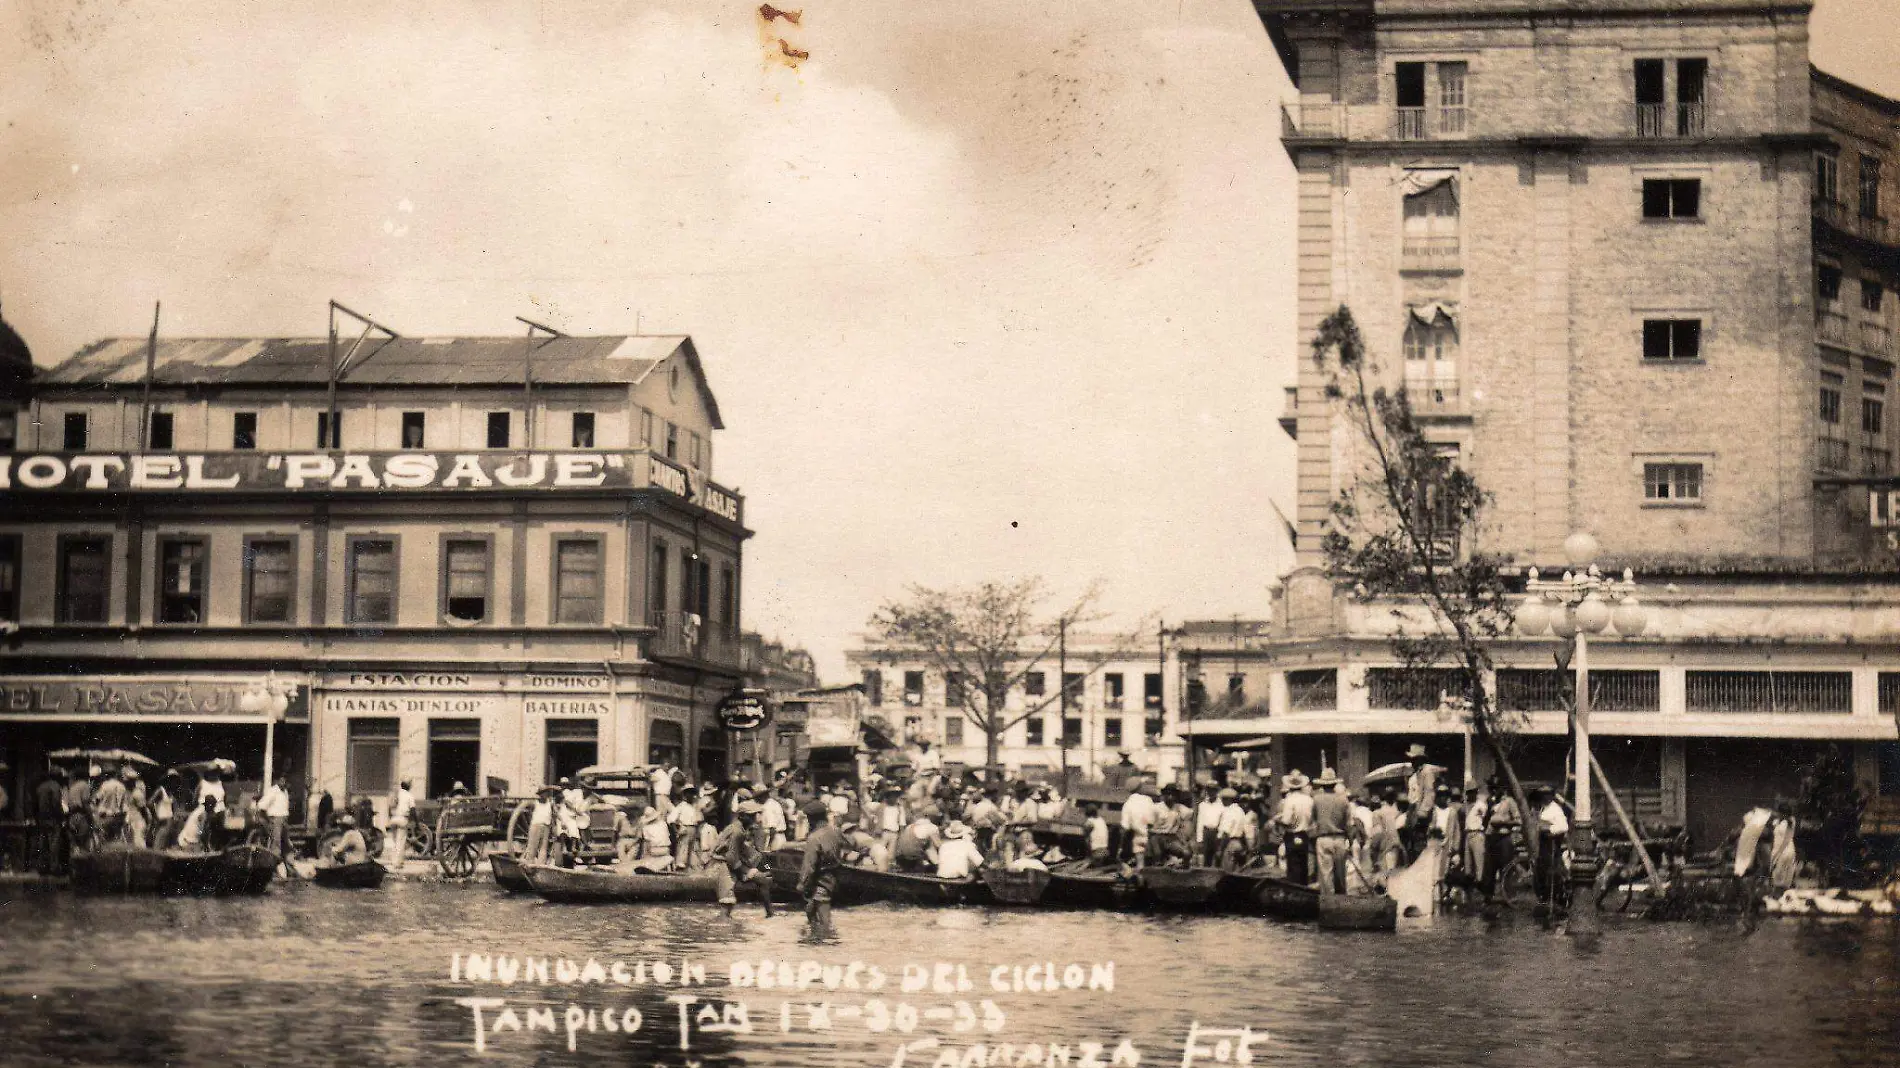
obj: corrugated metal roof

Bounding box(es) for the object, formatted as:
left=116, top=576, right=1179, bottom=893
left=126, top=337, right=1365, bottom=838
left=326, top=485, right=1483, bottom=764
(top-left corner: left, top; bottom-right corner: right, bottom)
left=43, top=335, right=687, bottom=388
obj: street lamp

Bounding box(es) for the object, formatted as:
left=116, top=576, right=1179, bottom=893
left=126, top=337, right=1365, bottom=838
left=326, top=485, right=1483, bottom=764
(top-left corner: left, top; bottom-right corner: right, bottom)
left=1514, top=532, right=1647, bottom=936
left=240, top=673, right=297, bottom=785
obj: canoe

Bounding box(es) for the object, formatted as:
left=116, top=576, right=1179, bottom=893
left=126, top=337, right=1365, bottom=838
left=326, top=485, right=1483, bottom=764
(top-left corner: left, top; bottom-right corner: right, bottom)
left=162, top=845, right=278, bottom=895
left=833, top=864, right=985, bottom=907
left=312, top=859, right=388, bottom=889
left=982, top=866, right=1052, bottom=906
left=1317, top=893, right=1398, bottom=931
left=1218, top=871, right=1320, bottom=921
left=1139, top=867, right=1226, bottom=908
left=522, top=863, right=720, bottom=903
left=489, top=852, right=535, bottom=893
left=1043, top=866, right=1141, bottom=910
left=70, top=846, right=167, bottom=895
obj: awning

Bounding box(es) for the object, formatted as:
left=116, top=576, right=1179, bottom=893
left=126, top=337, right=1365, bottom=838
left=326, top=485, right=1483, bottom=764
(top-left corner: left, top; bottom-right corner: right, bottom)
left=1222, top=736, right=1276, bottom=751
left=1175, top=720, right=1274, bottom=739
left=1407, top=301, right=1458, bottom=326
left=1400, top=168, right=1459, bottom=199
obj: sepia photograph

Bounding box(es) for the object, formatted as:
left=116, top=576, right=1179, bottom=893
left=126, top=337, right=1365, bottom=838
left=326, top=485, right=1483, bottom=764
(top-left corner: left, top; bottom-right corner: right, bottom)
left=1, top=1, right=1898, bottom=1065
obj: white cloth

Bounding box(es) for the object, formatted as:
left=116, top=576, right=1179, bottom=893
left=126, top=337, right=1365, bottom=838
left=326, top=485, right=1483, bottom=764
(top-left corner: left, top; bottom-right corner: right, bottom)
left=1463, top=797, right=1488, bottom=833
left=1735, top=807, right=1774, bottom=877
left=1086, top=817, right=1110, bottom=853
left=391, top=787, right=415, bottom=823
left=529, top=799, right=553, bottom=828
left=935, top=837, right=985, bottom=880
left=827, top=793, right=850, bottom=817
left=1539, top=800, right=1570, bottom=839
left=1429, top=804, right=1459, bottom=840
left=650, top=769, right=672, bottom=802
left=1216, top=804, right=1251, bottom=839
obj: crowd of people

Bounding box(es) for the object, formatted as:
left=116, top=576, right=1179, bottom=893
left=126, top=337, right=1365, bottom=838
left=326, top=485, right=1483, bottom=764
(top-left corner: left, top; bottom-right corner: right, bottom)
left=15, top=762, right=255, bottom=872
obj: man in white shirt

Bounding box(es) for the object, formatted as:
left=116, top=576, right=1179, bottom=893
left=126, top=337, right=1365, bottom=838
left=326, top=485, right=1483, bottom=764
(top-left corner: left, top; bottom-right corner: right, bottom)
left=388, top=780, right=416, bottom=866
left=257, top=776, right=292, bottom=874
left=527, top=787, right=556, bottom=862
left=1533, top=785, right=1570, bottom=908
left=1119, top=783, right=1157, bottom=868
left=1275, top=772, right=1315, bottom=883
left=935, top=821, right=985, bottom=880
left=649, top=764, right=674, bottom=814
left=668, top=785, right=704, bottom=868
left=1461, top=785, right=1489, bottom=884
left=759, top=788, right=789, bottom=850
left=1195, top=787, right=1227, bottom=867
left=1215, top=788, right=1252, bottom=871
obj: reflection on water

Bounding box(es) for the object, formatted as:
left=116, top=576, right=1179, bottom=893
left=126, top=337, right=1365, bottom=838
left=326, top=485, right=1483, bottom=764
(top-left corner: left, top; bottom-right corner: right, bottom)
left=1, top=880, right=1896, bottom=1068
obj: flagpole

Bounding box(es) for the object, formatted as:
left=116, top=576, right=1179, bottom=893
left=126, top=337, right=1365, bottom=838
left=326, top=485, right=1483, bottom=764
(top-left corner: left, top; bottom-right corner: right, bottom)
left=139, top=302, right=159, bottom=450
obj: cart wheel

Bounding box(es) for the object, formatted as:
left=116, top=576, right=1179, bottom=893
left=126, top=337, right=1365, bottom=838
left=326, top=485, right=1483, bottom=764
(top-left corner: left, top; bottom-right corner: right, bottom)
left=364, top=827, right=386, bottom=860
left=506, top=801, right=534, bottom=851
left=442, top=839, right=481, bottom=878
left=408, top=820, right=436, bottom=860
left=245, top=825, right=274, bottom=848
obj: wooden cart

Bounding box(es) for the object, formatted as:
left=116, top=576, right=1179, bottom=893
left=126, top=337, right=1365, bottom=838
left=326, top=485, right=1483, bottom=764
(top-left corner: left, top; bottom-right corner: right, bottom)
left=434, top=795, right=534, bottom=878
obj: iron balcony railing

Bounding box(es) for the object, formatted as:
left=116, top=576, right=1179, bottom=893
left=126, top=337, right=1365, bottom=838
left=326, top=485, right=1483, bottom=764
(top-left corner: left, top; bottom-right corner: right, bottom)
left=646, top=609, right=743, bottom=667
left=1815, top=197, right=1896, bottom=246
left=1286, top=669, right=1337, bottom=711
left=1684, top=670, right=1852, bottom=714
left=1818, top=436, right=1851, bottom=472
left=1281, top=101, right=1347, bottom=139
left=1634, top=102, right=1706, bottom=138
left=1405, top=378, right=1463, bottom=415
left=1863, top=320, right=1894, bottom=357
left=1864, top=445, right=1894, bottom=477
left=1401, top=235, right=1461, bottom=272
left=1395, top=105, right=1471, bottom=140
left=1817, top=309, right=1853, bottom=348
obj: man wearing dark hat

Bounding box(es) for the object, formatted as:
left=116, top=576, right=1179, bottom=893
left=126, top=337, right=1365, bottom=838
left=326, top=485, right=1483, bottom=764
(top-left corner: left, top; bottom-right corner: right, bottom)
left=798, top=801, right=845, bottom=937
left=1531, top=784, right=1570, bottom=910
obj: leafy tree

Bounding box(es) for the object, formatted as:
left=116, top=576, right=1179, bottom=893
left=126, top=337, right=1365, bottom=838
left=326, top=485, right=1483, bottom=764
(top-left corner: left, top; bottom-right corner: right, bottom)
left=1310, top=305, right=1535, bottom=845
left=866, top=579, right=1153, bottom=777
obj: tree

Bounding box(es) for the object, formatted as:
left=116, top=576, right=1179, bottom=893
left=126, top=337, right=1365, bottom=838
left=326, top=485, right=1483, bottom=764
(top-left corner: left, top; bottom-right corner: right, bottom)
left=1310, top=305, right=1536, bottom=846
left=866, top=579, right=1153, bottom=778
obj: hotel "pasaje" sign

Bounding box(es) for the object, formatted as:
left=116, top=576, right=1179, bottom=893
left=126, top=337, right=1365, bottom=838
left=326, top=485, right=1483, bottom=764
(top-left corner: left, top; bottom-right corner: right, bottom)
left=0, top=450, right=740, bottom=521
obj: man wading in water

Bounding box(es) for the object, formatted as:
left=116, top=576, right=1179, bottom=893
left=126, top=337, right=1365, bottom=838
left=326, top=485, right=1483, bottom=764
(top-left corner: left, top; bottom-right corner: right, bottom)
left=799, top=801, right=846, bottom=939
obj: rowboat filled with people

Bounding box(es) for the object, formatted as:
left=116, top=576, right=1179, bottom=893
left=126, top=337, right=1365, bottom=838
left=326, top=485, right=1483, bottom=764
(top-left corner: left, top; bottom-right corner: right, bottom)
left=520, top=862, right=721, bottom=903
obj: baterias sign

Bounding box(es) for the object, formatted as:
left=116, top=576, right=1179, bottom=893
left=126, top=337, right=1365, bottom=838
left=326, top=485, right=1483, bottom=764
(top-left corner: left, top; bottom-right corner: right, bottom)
left=0, top=451, right=741, bottom=520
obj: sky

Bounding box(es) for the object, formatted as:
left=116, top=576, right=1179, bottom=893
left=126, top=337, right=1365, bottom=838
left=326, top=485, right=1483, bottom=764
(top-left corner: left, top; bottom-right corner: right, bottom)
left=2, top=0, right=1894, bottom=677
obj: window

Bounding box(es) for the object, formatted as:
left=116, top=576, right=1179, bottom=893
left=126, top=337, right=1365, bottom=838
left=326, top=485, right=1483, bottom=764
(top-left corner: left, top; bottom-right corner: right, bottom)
left=486, top=412, right=510, bottom=449
left=1642, top=319, right=1702, bottom=361
left=572, top=412, right=595, bottom=448
left=1859, top=154, right=1882, bottom=220
left=1821, top=372, right=1843, bottom=425
left=318, top=411, right=343, bottom=449
left=1401, top=176, right=1459, bottom=270
left=718, top=566, right=735, bottom=634
left=155, top=538, right=206, bottom=624
left=648, top=719, right=686, bottom=768
left=0, top=534, right=19, bottom=621
left=1394, top=60, right=1467, bottom=139
left=944, top=716, right=964, bottom=746
left=1402, top=313, right=1460, bottom=405
left=1437, top=62, right=1467, bottom=134
left=1643, top=462, right=1703, bottom=502
left=1288, top=668, right=1338, bottom=710
left=1063, top=672, right=1085, bottom=708
left=232, top=412, right=258, bottom=450
left=1864, top=396, right=1885, bottom=436
left=640, top=409, right=654, bottom=447
left=1495, top=668, right=1661, bottom=712
left=243, top=538, right=295, bottom=624
left=1025, top=718, right=1044, bottom=745
left=1415, top=442, right=1464, bottom=561
left=1103, top=673, right=1124, bottom=709
left=680, top=550, right=710, bottom=618
left=1863, top=280, right=1885, bottom=314
left=1103, top=718, right=1123, bottom=748
left=63, top=412, right=88, bottom=450
left=862, top=669, right=884, bottom=707
left=148, top=412, right=174, bottom=450
left=1061, top=717, right=1082, bottom=746
left=903, top=670, right=925, bottom=705
left=649, top=540, right=669, bottom=619
left=1143, top=672, right=1163, bottom=709
left=664, top=422, right=679, bottom=460
left=1818, top=264, right=1843, bottom=307
left=442, top=538, right=490, bottom=623
left=401, top=411, right=426, bottom=449
left=687, top=431, right=702, bottom=469
left=552, top=538, right=603, bottom=624
left=347, top=718, right=400, bottom=796
left=1642, top=179, right=1700, bottom=219
left=56, top=535, right=110, bottom=623
left=668, top=362, right=681, bottom=398
left=1817, top=152, right=1840, bottom=204
left=946, top=671, right=966, bottom=706
left=1025, top=671, right=1046, bottom=697
left=1227, top=673, right=1246, bottom=706
left=347, top=537, right=397, bottom=624
left=1634, top=58, right=1706, bottom=136
left=1685, top=671, right=1851, bottom=714
left=1366, top=667, right=1468, bottom=710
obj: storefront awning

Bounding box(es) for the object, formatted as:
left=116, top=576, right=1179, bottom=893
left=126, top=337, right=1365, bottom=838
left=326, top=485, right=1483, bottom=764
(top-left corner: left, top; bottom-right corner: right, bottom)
left=1222, top=736, right=1276, bottom=751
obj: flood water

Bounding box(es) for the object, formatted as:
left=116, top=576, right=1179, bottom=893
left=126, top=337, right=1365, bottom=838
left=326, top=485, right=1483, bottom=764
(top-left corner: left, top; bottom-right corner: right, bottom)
left=1, top=878, right=1895, bottom=1068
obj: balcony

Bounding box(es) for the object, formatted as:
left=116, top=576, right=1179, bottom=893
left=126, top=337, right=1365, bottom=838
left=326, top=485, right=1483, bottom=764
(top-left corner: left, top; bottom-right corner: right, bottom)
left=1633, top=102, right=1706, bottom=138
left=646, top=610, right=744, bottom=668
left=1279, top=386, right=1298, bottom=439
left=1281, top=101, right=1347, bottom=139
left=1814, top=197, right=1896, bottom=247
left=1818, top=436, right=1850, bottom=472
left=1405, top=378, right=1465, bottom=418
left=1401, top=235, right=1460, bottom=273
left=1864, top=444, right=1894, bottom=477
left=1394, top=105, right=1467, bottom=140
left=1818, top=309, right=1853, bottom=349
left=1864, top=320, right=1894, bottom=358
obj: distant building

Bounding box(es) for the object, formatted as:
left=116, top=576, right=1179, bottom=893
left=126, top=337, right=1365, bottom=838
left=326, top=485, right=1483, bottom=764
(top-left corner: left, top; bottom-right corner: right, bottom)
left=1220, top=0, right=1900, bottom=848
left=0, top=322, right=753, bottom=815
left=845, top=632, right=1181, bottom=784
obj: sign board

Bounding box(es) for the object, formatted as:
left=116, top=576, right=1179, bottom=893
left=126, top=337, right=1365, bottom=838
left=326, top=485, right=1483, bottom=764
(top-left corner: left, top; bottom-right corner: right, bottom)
left=803, top=696, right=861, bottom=748
left=0, top=677, right=310, bottom=721
left=716, top=688, right=771, bottom=731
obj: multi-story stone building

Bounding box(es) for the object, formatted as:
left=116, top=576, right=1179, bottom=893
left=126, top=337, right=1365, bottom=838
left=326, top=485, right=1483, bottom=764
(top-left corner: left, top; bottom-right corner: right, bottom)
left=846, top=633, right=1182, bottom=784
left=0, top=318, right=754, bottom=817
left=1199, top=0, right=1900, bottom=847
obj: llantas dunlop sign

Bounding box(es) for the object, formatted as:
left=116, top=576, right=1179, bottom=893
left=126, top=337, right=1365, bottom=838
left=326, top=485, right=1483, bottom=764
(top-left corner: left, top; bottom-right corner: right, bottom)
left=0, top=450, right=742, bottom=520
left=716, top=687, right=772, bottom=731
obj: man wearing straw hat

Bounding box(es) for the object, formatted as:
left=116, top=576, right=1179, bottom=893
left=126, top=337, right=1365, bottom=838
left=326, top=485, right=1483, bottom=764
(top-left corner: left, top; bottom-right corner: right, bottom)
left=1310, top=769, right=1351, bottom=894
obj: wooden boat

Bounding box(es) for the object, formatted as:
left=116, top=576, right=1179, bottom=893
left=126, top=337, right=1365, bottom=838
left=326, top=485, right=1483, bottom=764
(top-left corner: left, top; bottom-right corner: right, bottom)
left=770, top=845, right=806, bottom=899
left=522, top=863, right=720, bottom=903
left=1317, top=893, right=1398, bottom=931
left=160, top=845, right=278, bottom=895
left=489, top=852, right=535, bottom=893
left=312, top=859, right=388, bottom=889
left=1043, top=864, right=1141, bottom=910
left=982, top=866, right=1052, bottom=905
left=1139, top=866, right=1226, bottom=908
left=1218, top=870, right=1320, bottom=921
left=70, top=846, right=167, bottom=895
left=832, top=863, right=985, bottom=906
